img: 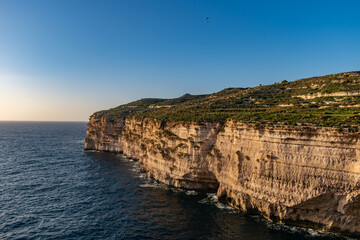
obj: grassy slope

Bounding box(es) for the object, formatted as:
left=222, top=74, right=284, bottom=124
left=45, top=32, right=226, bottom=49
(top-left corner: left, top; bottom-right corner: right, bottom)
left=98, top=71, right=360, bottom=129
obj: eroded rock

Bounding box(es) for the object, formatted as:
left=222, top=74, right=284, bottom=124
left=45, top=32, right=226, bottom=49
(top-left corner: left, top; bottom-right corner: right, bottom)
left=84, top=113, right=360, bottom=236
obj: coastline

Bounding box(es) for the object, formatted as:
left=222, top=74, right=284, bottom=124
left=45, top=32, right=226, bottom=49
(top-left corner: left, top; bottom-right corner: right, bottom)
left=84, top=114, right=360, bottom=237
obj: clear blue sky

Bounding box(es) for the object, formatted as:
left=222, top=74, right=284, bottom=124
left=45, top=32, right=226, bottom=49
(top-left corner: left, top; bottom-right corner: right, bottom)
left=0, top=0, right=359, bottom=121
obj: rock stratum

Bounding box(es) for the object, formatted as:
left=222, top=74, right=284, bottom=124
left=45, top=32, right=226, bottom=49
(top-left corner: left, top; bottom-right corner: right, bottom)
left=85, top=72, right=360, bottom=237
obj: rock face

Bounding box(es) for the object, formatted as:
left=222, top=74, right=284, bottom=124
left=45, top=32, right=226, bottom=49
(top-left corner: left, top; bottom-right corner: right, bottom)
left=85, top=113, right=360, bottom=236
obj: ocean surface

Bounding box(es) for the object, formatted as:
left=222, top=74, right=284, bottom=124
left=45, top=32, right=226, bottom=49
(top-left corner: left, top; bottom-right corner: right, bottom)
left=0, top=122, right=351, bottom=240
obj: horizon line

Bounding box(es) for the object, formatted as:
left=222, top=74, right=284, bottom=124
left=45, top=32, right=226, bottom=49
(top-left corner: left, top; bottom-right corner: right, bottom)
left=0, top=120, right=88, bottom=123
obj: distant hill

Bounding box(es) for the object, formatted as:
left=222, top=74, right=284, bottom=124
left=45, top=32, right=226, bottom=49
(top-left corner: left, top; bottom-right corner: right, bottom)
left=98, top=71, right=360, bottom=128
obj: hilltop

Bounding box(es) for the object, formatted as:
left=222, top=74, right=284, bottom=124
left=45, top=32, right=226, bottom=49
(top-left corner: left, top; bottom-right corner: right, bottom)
left=98, top=71, right=360, bottom=129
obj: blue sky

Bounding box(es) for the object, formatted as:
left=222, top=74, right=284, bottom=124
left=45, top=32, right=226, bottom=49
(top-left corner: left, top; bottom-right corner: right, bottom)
left=0, top=0, right=359, bottom=121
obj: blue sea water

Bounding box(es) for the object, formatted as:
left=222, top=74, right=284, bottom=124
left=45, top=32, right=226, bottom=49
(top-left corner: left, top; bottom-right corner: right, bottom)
left=0, top=122, right=350, bottom=240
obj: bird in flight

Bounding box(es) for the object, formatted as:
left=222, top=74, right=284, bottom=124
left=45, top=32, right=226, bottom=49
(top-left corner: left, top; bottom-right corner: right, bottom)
left=205, top=17, right=210, bottom=23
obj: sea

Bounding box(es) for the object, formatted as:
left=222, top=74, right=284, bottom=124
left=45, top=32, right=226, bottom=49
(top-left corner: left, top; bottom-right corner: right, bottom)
left=0, top=122, right=352, bottom=239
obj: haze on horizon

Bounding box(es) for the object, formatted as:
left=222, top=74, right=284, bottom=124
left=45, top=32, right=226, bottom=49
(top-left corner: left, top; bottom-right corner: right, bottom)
left=0, top=0, right=359, bottom=121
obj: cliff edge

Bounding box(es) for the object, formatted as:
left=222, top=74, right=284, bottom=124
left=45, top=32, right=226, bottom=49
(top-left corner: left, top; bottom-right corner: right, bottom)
left=85, top=71, right=360, bottom=236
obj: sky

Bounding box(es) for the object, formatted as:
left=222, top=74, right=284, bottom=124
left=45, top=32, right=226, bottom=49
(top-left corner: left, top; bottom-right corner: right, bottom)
left=0, top=0, right=359, bottom=121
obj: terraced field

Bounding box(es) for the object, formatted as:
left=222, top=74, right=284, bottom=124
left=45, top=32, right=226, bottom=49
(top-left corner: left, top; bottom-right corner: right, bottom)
left=98, top=71, right=360, bottom=129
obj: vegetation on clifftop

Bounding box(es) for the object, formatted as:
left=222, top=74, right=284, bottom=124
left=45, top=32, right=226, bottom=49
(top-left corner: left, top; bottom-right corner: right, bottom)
left=97, top=71, right=360, bottom=129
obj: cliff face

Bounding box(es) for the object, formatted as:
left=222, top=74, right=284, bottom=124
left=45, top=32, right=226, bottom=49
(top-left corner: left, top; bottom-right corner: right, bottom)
left=85, top=113, right=360, bottom=236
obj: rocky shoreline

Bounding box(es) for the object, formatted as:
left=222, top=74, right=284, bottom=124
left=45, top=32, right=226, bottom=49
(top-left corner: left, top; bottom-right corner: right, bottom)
left=85, top=113, right=360, bottom=237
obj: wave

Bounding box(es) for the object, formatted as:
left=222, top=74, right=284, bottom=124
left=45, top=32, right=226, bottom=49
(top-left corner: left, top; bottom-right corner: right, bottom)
left=185, top=190, right=198, bottom=195
left=251, top=215, right=352, bottom=239
left=139, top=181, right=168, bottom=190
left=84, top=150, right=101, bottom=153
left=199, top=193, right=236, bottom=211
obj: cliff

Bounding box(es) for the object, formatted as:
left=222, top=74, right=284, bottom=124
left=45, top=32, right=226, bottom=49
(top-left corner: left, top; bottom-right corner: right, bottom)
left=85, top=114, right=360, bottom=236
left=85, top=71, right=360, bottom=236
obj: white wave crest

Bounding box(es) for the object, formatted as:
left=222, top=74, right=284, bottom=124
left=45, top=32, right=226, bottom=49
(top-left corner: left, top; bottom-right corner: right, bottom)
left=185, top=190, right=198, bottom=195
left=198, top=193, right=236, bottom=211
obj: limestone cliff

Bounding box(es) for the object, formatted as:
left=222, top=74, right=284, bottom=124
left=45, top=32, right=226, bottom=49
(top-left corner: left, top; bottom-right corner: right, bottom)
left=85, top=113, right=360, bottom=237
